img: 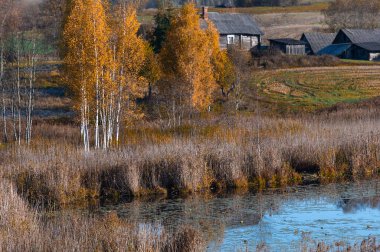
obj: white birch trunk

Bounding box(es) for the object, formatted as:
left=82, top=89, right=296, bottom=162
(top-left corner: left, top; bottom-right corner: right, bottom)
left=25, top=39, right=36, bottom=145
left=92, top=17, right=100, bottom=149
left=107, top=92, right=114, bottom=147
left=115, top=81, right=122, bottom=146
left=0, top=3, right=11, bottom=143
left=80, top=43, right=90, bottom=152
left=0, top=42, right=7, bottom=143
left=16, top=41, right=21, bottom=144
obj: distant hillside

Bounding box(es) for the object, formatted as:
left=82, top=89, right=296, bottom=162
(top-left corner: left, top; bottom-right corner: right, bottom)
left=144, top=0, right=332, bottom=8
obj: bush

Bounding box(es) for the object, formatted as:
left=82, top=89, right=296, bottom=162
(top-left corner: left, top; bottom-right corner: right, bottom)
left=259, top=53, right=339, bottom=69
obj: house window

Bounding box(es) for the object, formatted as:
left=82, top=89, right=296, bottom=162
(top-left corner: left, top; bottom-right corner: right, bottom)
left=227, top=35, right=234, bottom=45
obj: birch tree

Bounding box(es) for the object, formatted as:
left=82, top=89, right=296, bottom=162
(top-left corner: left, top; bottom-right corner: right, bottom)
left=159, top=3, right=218, bottom=115
left=0, top=0, right=14, bottom=143
left=64, top=1, right=149, bottom=150
left=207, top=22, right=235, bottom=98
left=25, top=35, right=36, bottom=145
left=64, top=0, right=111, bottom=151
left=112, top=4, right=149, bottom=146
left=64, top=0, right=90, bottom=151
left=0, top=0, right=22, bottom=144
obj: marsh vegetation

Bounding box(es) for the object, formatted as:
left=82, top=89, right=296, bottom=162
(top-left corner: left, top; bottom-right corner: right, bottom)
left=2, top=0, right=380, bottom=251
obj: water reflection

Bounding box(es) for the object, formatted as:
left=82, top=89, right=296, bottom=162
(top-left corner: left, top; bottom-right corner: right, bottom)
left=102, top=179, right=380, bottom=251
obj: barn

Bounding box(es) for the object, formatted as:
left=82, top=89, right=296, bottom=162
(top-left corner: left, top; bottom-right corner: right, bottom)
left=200, top=7, right=264, bottom=50
left=268, top=38, right=306, bottom=55
left=300, top=32, right=336, bottom=55
left=351, top=42, right=380, bottom=61
left=317, top=29, right=380, bottom=61
left=332, top=29, right=380, bottom=44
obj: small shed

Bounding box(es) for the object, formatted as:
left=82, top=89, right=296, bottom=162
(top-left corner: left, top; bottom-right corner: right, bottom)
left=300, top=32, right=336, bottom=55
left=268, top=38, right=306, bottom=55
left=351, top=42, right=380, bottom=61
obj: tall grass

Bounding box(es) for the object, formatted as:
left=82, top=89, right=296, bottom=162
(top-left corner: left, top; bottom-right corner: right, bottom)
left=0, top=179, right=204, bottom=251
left=1, top=173, right=379, bottom=251
left=2, top=101, right=380, bottom=250
left=2, top=105, right=380, bottom=207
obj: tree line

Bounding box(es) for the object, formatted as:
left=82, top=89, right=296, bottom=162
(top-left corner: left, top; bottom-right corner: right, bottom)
left=324, top=0, right=380, bottom=31
left=0, top=0, right=42, bottom=145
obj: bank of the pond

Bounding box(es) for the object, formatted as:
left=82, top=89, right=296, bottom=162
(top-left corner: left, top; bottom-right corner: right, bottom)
left=7, top=142, right=380, bottom=208
left=3, top=176, right=380, bottom=251
left=102, top=178, right=380, bottom=251
left=2, top=114, right=380, bottom=207
left=0, top=180, right=206, bottom=251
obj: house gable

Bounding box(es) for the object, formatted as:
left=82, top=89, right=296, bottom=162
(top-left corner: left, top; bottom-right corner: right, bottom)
left=333, top=29, right=380, bottom=44
left=200, top=9, right=264, bottom=50
left=301, top=32, right=336, bottom=55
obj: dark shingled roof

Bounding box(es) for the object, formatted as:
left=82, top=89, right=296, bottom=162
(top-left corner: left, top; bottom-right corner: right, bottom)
left=335, top=29, right=380, bottom=44
left=301, top=32, right=336, bottom=54
left=317, top=43, right=352, bottom=56
left=201, top=12, right=263, bottom=35
left=269, top=38, right=306, bottom=45
left=354, top=42, right=380, bottom=52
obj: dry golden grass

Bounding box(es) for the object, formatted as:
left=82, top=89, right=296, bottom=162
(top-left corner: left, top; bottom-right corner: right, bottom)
left=2, top=76, right=380, bottom=251
left=2, top=103, right=380, bottom=208
left=0, top=178, right=205, bottom=251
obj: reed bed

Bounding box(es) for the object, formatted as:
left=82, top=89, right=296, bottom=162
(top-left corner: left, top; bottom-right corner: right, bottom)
left=1, top=105, right=380, bottom=251
left=0, top=180, right=204, bottom=252
left=2, top=106, right=380, bottom=207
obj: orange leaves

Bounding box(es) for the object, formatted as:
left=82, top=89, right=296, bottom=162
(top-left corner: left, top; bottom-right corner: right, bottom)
left=63, top=0, right=111, bottom=103
left=63, top=1, right=149, bottom=111
left=206, top=21, right=235, bottom=97
left=112, top=4, right=150, bottom=110
left=159, top=3, right=219, bottom=111
left=63, top=1, right=151, bottom=148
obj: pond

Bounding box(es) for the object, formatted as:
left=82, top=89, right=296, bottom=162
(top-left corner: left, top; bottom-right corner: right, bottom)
left=101, top=179, right=380, bottom=251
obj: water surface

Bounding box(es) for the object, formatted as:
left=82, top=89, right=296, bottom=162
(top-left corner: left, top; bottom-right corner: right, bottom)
left=102, top=180, right=380, bottom=251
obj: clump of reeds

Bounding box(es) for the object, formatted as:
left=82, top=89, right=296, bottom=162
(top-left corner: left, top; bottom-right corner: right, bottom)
left=2, top=105, right=380, bottom=207
left=0, top=180, right=40, bottom=251
left=0, top=177, right=205, bottom=251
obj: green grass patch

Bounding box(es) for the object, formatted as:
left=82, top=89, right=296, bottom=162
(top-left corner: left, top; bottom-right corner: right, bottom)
left=248, top=67, right=380, bottom=113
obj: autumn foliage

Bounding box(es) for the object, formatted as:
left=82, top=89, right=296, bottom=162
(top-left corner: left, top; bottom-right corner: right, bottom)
left=64, top=1, right=154, bottom=149
left=160, top=3, right=218, bottom=111
left=63, top=2, right=232, bottom=149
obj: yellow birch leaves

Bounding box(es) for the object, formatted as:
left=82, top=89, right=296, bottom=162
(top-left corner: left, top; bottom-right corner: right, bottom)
left=64, top=1, right=150, bottom=148
left=160, top=3, right=219, bottom=111
left=64, top=2, right=233, bottom=148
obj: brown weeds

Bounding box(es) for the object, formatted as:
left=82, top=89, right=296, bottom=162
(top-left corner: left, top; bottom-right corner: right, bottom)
left=1, top=107, right=380, bottom=207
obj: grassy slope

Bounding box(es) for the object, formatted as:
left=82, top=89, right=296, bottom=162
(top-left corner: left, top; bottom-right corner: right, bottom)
left=246, top=65, right=380, bottom=113
left=138, top=2, right=329, bottom=24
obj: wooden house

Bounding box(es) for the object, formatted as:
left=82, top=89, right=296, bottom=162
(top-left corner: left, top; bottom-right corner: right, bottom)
left=300, top=32, right=336, bottom=55
left=268, top=38, right=306, bottom=55
left=200, top=7, right=264, bottom=50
